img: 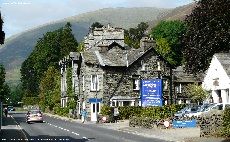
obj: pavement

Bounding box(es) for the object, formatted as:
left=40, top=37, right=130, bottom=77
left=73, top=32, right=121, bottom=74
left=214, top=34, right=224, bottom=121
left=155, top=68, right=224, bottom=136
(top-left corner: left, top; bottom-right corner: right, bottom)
left=0, top=114, right=27, bottom=141
left=44, top=113, right=229, bottom=142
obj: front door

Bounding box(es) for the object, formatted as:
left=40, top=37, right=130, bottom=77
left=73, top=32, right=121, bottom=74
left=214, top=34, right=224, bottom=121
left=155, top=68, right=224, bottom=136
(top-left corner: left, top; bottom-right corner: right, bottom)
left=91, top=102, right=100, bottom=122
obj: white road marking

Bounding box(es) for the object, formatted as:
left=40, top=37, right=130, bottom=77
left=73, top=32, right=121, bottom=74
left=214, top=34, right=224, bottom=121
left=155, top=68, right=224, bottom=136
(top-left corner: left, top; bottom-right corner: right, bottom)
left=11, top=115, right=28, bottom=141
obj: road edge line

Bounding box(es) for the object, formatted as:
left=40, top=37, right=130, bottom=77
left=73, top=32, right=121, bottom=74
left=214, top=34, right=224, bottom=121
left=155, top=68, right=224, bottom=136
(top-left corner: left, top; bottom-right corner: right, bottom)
left=11, top=115, right=28, bottom=142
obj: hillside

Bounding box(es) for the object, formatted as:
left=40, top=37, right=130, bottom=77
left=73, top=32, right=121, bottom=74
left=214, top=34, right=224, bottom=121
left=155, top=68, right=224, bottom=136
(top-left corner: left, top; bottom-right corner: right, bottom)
left=0, top=7, right=172, bottom=86
left=0, top=5, right=195, bottom=86
left=147, top=3, right=196, bottom=29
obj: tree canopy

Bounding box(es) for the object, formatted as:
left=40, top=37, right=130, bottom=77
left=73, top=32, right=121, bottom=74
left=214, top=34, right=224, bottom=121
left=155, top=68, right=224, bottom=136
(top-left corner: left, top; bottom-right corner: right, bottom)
left=21, top=23, right=78, bottom=98
left=183, top=83, right=208, bottom=104
left=0, top=64, right=10, bottom=103
left=182, top=0, right=230, bottom=73
left=150, top=20, right=187, bottom=66
left=91, top=22, right=104, bottom=30
left=125, top=22, right=149, bottom=48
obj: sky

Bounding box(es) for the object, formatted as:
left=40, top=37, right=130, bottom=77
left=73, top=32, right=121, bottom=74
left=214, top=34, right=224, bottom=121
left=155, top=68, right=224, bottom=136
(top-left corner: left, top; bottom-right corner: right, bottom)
left=0, top=0, right=193, bottom=38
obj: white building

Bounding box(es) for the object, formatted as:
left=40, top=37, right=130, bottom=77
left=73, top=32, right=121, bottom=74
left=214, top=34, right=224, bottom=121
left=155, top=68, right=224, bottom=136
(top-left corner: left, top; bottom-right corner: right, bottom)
left=202, top=53, right=230, bottom=104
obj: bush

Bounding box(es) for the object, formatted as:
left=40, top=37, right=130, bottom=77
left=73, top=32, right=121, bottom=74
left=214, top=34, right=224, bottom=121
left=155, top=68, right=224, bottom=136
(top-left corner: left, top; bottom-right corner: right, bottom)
left=221, top=107, right=230, bottom=137
left=100, top=104, right=185, bottom=121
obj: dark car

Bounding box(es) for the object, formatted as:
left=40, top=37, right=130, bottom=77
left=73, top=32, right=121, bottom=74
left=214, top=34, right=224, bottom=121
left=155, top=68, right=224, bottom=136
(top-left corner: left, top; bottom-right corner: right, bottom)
left=7, top=106, right=15, bottom=111
left=26, top=110, right=43, bottom=124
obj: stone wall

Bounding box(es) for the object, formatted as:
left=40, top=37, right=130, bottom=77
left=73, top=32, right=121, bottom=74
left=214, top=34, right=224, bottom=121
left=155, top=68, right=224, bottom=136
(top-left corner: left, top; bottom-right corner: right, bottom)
left=197, top=110, right=223, bottom=137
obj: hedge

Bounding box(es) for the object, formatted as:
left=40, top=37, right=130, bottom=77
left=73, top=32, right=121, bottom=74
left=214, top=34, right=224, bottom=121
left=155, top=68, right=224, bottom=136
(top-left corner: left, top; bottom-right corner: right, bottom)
left=100, top=104, right=186, bottom=120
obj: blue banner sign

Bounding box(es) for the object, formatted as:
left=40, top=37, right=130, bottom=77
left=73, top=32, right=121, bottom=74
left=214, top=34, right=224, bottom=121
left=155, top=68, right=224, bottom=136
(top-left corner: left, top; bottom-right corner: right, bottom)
left=89, top=98, right=102, bottom=103
left=172, top=119, right=196, bottom=128
left=141, top=79, right=163, bottom=107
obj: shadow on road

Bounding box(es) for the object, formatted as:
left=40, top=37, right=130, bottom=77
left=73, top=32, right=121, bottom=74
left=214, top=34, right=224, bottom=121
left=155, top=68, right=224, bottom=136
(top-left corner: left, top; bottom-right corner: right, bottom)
left=2, top=115, right=18, bottom=126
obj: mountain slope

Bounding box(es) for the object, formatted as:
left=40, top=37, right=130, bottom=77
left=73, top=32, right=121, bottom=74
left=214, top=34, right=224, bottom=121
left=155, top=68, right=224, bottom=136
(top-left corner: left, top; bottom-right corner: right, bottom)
left=0, top=5, right=195, bottom=86
left=0, top=7, right=171, bottom=86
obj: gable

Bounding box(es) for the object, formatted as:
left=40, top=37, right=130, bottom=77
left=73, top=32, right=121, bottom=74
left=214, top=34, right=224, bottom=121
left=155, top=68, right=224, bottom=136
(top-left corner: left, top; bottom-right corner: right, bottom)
left=108, top=42, right=126, bottom=51
left=202, top=55, right=230, bottom=91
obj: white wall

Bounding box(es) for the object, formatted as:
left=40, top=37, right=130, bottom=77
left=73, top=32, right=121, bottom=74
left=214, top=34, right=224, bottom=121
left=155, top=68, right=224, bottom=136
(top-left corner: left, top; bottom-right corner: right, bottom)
left=202, top=55, right=230, bottom=91
left=202, top=55, right=230, bottom=103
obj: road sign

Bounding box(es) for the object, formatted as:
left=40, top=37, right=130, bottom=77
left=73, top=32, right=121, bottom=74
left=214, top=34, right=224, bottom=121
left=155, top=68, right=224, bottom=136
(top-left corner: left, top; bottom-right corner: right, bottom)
left=172, top=119, right=197, bottom=128
left=141, top=79, right=163, bottom=107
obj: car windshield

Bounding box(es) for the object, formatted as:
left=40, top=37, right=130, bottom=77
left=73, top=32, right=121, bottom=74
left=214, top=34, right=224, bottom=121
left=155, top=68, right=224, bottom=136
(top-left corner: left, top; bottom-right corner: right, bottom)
left=177, top=107, right=189, bottom=113
left=198, top=104, right=215, bottom=112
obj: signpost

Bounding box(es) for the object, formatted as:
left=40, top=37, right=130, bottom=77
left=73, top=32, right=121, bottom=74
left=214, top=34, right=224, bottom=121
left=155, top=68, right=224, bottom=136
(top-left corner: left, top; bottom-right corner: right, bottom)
left=141, top=79, right=163, bottom=107
left=172, top=119, right=197, bottom=128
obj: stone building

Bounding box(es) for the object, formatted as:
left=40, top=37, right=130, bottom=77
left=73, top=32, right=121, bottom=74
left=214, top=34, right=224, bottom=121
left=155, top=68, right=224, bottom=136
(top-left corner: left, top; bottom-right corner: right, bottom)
left=0, top=12, right=5, bottom=44
left=59, top=25, right=174, bottom=121
left=173, top=66, right=203, bottom=104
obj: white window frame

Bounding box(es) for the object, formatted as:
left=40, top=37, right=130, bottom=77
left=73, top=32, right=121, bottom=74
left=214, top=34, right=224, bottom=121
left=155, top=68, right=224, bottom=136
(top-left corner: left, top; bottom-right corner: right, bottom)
left=163, top=80, right=168, bottom=90
left=61, top=98, right=67, bottom=108
left=91, top=75, right=99, bottom=91
left=157, top=61, right=161, bottom=71
left=133, top=79, right=140, bottom=90
left=141, top=61, right=147, bottom=71
left=176, top=84, right=182, bottom=93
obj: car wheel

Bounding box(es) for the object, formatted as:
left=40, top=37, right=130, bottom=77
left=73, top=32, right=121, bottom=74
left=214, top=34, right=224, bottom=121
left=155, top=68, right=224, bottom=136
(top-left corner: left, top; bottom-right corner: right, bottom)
left=27, top=121, right=30, bottom=124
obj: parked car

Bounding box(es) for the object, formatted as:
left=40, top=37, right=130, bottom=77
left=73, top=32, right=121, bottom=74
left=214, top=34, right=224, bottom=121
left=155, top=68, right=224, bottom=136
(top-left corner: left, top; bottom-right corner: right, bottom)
left=7, top=106, right=15, bottom=111
left=185, top=103, right=230, bottom=117
left=174, top=105, right=201, bottom=118
left=26, top=109, right=43, bottom=124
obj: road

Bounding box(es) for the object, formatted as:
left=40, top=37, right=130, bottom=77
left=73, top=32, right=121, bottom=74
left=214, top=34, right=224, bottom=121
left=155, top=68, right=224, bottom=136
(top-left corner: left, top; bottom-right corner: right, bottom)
left=11, top=112, right=169, bottom=142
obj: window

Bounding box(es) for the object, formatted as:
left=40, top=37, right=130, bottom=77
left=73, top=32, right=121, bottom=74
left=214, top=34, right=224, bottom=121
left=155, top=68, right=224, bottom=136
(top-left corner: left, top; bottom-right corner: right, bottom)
left=61, top=98, right=67, bottom=108
left=82, top=76, right=85, bottom=91
left=157, top=61, right=161, bottom=71
left=141, top=61, right=147, bottom=71
left=176, top=84, right=182, bottom=93
left=123, top=101, right=130, bottom=106
left=163, top=80, right=168, bottom=90
left=133, top=79, right=140, bottom=90
left=91, top=75, right=99, bottom=91
left=93, top=103, right=100, bottom=113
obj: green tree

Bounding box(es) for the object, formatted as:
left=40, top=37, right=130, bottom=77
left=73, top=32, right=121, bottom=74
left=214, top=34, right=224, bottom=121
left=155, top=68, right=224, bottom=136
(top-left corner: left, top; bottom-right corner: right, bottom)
left=183, top=83, right=208, bottom=104
left=182, top=0, right=230, bottom=74
left=0, top=64, right=10, bottom=103
left=39, top=66, right=60, bottom=111
left=21, top=23, right=78, bottom=98
left=125, top=22, right=149, bottom=48
left=150, top=20, right=187, bottom=66
left=10, top=83, right=24, bottom=106
left=91, top=22, right=104, bottom=30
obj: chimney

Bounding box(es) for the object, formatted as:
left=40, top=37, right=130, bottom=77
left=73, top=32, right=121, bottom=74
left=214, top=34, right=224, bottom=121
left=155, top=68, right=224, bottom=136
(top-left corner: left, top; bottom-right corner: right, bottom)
left=140, top=36, right=155, bottom=52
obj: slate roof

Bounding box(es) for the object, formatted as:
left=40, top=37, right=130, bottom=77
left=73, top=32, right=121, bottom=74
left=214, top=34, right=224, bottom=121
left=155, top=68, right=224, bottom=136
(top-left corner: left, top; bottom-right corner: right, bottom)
left=81, top=42, right=153, bottom=67
left=215, top=53, right=230, bottom=78
left=173, top=66, right=203, bottom=83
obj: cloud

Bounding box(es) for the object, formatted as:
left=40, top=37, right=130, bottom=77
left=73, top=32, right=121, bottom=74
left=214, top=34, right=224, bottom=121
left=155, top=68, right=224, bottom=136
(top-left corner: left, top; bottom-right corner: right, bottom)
left=0, top=0, right=193, bottom=38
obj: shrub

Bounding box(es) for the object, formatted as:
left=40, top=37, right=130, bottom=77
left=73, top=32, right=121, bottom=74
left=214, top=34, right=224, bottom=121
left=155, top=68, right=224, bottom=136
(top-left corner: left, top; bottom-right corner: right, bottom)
left=221, top=107, right=230, bottom=137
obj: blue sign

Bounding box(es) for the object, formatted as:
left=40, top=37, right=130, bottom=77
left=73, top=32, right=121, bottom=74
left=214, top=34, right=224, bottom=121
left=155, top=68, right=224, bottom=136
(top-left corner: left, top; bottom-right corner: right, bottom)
left=141, top=79, right=163, bottom=107
left=172, top=119, right=196, bottom=128
left=89, top=98, right=102, bottom=103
